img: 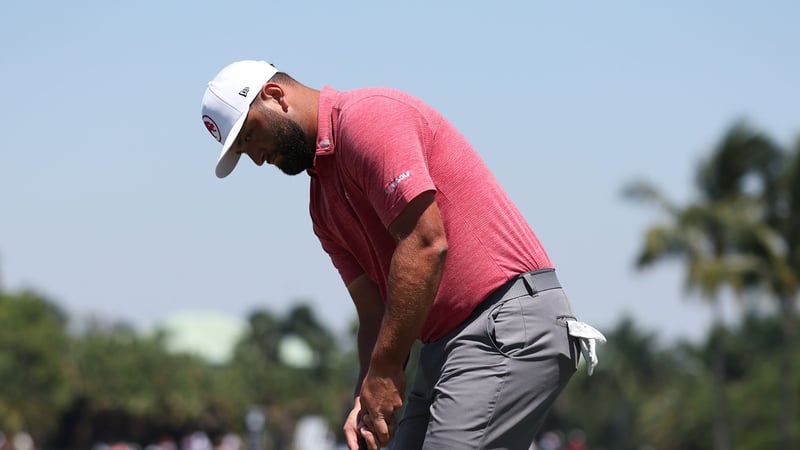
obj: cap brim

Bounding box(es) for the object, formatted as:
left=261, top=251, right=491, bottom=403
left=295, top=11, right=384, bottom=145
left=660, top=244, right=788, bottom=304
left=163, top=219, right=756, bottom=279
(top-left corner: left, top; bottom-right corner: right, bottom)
left=215, top=111, right=248, bottom=178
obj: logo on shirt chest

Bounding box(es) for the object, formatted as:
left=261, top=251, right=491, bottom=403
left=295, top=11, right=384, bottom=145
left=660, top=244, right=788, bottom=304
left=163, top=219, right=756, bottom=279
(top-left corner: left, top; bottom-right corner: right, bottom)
left=384, top=170, right=411, bottom=194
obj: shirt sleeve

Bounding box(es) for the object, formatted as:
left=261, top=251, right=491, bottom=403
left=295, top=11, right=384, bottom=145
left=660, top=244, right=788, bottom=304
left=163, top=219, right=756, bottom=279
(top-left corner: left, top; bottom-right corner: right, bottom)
left=336, top=94, right=438, bottom=228
left=312, top=219, right=365, bottom=286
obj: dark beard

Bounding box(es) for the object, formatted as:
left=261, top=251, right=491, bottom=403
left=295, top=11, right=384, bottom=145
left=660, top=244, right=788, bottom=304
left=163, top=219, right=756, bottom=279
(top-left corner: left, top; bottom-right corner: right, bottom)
left=264, top=108, right=315, bottom=175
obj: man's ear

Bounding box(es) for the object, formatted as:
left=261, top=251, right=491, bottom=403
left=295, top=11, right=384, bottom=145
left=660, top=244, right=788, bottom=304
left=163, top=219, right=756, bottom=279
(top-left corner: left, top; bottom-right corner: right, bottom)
left=260, top=82, right=288, bottom=111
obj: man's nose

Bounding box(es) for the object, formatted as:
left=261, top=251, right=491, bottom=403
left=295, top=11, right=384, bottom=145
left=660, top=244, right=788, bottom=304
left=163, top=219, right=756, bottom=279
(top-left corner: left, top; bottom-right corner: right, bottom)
left=246, top=150, right=264, bottom=166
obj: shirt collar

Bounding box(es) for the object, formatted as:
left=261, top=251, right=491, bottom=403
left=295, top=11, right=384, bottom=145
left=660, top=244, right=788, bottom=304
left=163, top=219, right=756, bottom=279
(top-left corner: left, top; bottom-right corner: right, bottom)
left=315, top=86, right=340, bottom=157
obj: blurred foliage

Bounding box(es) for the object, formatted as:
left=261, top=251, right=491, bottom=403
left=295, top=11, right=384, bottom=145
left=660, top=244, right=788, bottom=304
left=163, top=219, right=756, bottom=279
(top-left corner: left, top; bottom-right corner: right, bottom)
left=0, top=291, right=70, bottom=441
left=0, top=291, right=357, bottom=449
left=622, top=119, right=800, bottom=450
left=551, top=313, right=800, bottom=450
left=59, top=321, right=245, bottom=447
left=1, top=285, right=797, bottom=449
left=229, top=304, right=355, bottom=448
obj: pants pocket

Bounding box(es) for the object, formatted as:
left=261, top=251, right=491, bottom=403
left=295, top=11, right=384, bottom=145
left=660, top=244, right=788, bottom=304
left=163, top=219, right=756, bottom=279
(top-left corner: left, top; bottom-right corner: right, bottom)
left=486, top=289, right=578, bottom=366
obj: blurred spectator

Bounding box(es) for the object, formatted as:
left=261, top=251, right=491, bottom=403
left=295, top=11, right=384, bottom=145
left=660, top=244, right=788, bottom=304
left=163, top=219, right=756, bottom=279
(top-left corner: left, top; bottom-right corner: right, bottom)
left=181, top=432, right=212, bottom=450
left=156, top=436, right=178, bottom=450
left=537, top=431, right=564, bottom=450
left=293, top=416, right=335, bottom=450
left=567, top=429, right=587, bottom=450
left=12, top=432, right=33, bottom=450
left=216, top=434, right=241, bottom=450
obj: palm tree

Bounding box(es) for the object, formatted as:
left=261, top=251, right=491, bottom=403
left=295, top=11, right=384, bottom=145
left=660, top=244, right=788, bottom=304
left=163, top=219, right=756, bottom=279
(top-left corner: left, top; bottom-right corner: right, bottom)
left=625, top=185, right=756, bottom=450
left=624, top=120, right=787, bottom=450
left=700, top=122, right=798, bottom=448
left=761, top=140, right=800, bottom=449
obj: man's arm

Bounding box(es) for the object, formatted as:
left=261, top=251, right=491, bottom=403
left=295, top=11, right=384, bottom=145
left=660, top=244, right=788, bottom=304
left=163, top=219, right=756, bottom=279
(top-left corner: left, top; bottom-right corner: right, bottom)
left=359, top=190, right=448, bottom=447
left=347, top=275, right=385, bottom=394
left=343, top=274, right=385, bottom=450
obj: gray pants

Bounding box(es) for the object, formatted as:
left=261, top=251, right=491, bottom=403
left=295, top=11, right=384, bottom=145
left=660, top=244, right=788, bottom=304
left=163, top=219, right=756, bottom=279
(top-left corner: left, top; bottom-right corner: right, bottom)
left=390, top=269, right=579, bottom=450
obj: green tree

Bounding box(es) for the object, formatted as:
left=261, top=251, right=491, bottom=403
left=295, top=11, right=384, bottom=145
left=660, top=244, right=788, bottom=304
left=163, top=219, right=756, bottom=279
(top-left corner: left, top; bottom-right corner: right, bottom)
left=723, top=313, right=784, bottom=449
left=554, top=312, right=799, bottom=450
left=0, top=290, right=71, bottom=442
left=696, top=121, right=798, bottom=448
left=230, top=303, right=352, bottom=449
left=761, top=139, right=800, bottom=448
left=624, top=121, right=786, bottom=450
left=59, top=319, right=245, bottom=448
left=553, top=317, right=698, bottom=450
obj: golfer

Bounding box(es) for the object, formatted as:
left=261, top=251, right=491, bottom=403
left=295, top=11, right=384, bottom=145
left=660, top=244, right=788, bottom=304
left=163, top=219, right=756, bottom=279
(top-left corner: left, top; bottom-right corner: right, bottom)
left=200, top=60, right=602, bottom=450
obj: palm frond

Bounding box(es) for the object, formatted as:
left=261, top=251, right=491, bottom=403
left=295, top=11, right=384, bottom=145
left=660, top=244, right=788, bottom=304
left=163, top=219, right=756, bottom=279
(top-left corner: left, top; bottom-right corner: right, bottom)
left=622, top=179, right=679, bottom=216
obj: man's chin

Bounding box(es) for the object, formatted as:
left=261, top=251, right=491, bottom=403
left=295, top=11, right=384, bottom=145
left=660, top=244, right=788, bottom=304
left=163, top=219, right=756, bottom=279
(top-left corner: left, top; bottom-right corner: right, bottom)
left=277, top=155, right=314, bottom=175
left=278, top=163, right=309, bottom=176
left=280, top=167, right=306, bottom=176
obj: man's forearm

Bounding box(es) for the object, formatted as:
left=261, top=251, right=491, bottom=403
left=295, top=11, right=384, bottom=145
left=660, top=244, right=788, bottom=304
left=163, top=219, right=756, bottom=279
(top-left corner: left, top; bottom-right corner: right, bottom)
left=355, top=318, right=381, bottom=396
left=348, top=274, right=387, bottom=397
left=357, top=193, right=448, bottom=447
left=370, top=233, right=447, bottom=371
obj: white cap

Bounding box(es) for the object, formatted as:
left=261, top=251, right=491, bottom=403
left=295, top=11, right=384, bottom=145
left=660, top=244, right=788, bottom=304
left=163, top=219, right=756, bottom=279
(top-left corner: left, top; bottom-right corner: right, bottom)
left=201, top=60, right=279, bottom=178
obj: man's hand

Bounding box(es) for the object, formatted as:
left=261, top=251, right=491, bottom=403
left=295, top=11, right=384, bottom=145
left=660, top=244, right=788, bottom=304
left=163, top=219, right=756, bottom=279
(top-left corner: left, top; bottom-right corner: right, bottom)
left=343, top=396, right=362, bottom=450
left=344, top=396, right=379, bottom=450
left=359, top=367, right=405, bottom=448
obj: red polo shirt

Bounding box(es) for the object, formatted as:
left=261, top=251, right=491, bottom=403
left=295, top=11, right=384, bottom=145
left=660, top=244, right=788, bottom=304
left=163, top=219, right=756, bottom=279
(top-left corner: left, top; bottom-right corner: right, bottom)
left=310, top=87, right=553, bottom=342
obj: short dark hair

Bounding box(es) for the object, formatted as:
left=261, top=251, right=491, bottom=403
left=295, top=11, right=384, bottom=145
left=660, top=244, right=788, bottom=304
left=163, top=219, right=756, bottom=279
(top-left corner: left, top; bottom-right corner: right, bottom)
left=268, top=72, right=296, bottom=84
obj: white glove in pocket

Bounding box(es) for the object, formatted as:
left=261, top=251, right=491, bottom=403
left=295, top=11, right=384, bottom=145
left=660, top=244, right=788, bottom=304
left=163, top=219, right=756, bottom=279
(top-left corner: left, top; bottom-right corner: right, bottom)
left=566, top=320, right=607, bottom=376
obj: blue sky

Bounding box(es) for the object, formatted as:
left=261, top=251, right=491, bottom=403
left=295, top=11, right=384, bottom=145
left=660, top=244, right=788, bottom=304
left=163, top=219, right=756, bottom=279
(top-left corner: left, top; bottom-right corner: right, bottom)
left=2, top=1, right=798, bottom=344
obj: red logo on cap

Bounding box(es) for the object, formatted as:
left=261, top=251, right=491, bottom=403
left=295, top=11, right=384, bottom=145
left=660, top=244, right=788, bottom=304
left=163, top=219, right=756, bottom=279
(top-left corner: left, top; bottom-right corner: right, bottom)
left=203, top=115, right=222, bottom=143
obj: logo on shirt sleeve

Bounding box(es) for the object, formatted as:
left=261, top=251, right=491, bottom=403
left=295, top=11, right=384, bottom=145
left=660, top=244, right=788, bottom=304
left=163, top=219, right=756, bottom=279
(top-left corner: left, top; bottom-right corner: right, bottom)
left=384, top=170, right=411, bottom=194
